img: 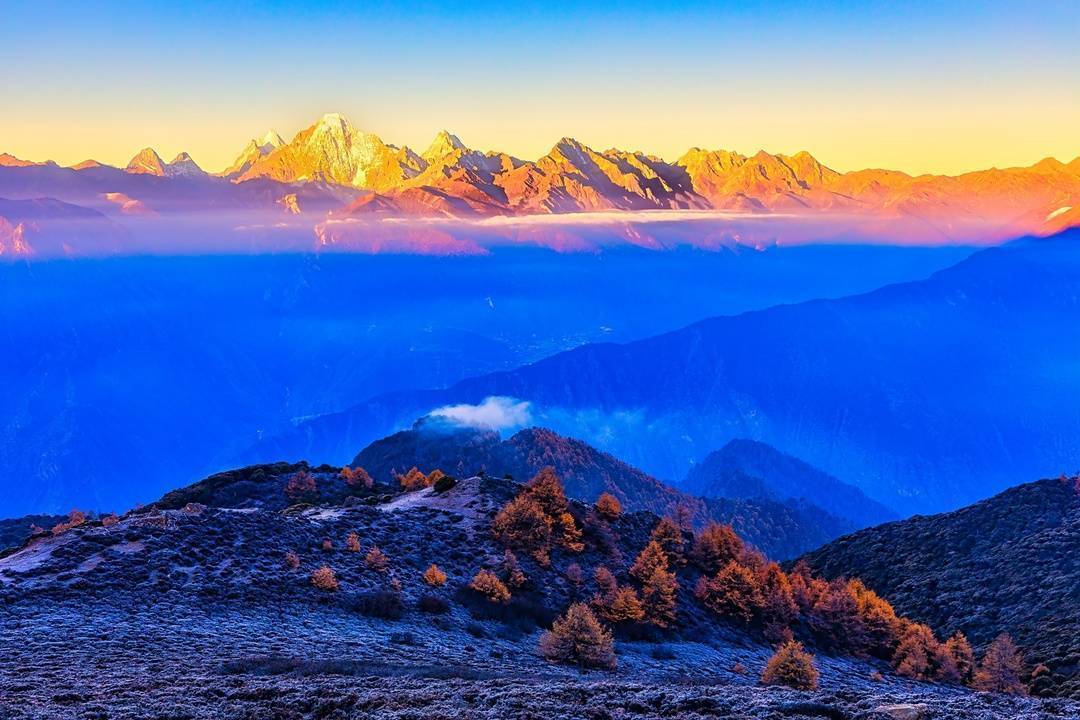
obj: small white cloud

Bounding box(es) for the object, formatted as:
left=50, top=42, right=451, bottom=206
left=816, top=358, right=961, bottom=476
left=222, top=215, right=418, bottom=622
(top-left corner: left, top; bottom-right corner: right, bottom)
left=429, top=396, right=532, bottom=430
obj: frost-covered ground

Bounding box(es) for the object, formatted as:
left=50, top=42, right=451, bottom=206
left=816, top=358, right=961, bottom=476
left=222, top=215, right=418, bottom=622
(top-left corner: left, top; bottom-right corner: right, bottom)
left=0, top=475, right=1075, bottom=719
left=2, top=601, right=1071, bottom=720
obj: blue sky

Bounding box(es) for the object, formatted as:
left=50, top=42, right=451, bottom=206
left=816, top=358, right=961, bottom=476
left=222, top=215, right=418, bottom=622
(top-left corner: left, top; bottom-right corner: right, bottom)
left=2, top=1, right=1078, bottom=173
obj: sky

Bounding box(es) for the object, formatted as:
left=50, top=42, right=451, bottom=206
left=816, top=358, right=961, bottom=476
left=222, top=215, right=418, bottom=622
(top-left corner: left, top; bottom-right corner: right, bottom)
left=2, top=0, right=1079, bottom=175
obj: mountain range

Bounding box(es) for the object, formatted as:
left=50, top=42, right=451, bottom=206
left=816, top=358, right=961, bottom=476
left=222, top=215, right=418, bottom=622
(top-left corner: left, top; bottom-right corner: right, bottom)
left=251, top=228, right=1080, bottom=516
left=3, top=112, right=1080, bottom=257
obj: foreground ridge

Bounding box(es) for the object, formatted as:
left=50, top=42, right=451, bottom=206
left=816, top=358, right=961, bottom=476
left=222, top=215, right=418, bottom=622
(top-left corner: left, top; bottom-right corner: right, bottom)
left=1, top=459, right=1074, bottom=718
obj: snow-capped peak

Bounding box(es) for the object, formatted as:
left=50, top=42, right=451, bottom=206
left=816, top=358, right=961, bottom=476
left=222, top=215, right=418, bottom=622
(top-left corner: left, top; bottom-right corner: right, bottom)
left=165, top=152, right=206, bottom=178
left=422, top=130, right=468, bottom=163
left=315, top=113, right=351, bottom=135
left=259, top=131, right=284, bottom=150
left=126, top=148, right=167, bottom=175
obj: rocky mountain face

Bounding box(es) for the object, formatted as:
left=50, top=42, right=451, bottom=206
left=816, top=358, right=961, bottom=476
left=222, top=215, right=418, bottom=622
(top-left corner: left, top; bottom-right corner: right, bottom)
left=1, top=464, right=1071, bottom=718
left=3, top=113, right=1079, bottom=257
left=230, top=113, right=1080, bottom=240
left=683, top=439, right=897, bottom=528
left=350, top=419, right=853, bottom=558
left=800, top=475, right=1080, bottom=699
left=221, top=130, right=285, bottom=178
left=259, top=229, right=1080, bottom=516
left=237, top=113, right=426, bottom=191
left=125, top=148, right=208, bottom=178
left=9, top=111, right=1077, bottom=235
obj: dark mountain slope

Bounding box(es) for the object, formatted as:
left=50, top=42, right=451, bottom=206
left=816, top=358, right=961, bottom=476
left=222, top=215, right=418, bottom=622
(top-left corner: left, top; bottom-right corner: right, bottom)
left=683, top=439, right=896, bottom=528
left=800, top=475, right=1080, bottom=698
left=351, top=419, right=852, bottom=559
left=1, top=464, right=1070, bottom=718
left=259, top=230, right=1080, bottom=514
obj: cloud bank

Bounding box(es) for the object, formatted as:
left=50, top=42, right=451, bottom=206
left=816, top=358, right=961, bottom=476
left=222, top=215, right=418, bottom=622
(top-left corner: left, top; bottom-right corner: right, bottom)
left=429, top=396, right=532, bottom=430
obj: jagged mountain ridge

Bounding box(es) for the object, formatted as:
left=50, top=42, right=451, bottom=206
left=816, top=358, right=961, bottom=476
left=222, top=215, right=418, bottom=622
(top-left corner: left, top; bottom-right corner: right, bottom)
left=799, top=475, right=1080, bottom=699
left=232, top=113, right=1080, bottom=237
left=682, top=439, right=897, bottom=528
left=4, top=111, right=1079, bottom=244
left=349, top=419, right=854, bottom=558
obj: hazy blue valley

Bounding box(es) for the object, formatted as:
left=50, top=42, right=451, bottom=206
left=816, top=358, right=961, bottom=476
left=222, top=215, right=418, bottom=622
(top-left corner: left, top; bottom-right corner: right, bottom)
left=0, top=240, right=971, bottom=517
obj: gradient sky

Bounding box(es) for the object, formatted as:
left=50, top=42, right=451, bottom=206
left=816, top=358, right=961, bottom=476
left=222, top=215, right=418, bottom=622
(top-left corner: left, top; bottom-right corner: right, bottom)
left=3, top=1, right=1079, bottom=175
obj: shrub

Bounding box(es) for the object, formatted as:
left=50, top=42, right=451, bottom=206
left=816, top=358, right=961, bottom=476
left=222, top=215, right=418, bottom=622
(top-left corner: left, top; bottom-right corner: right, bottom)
left=630, top=540, right=668, bottom=584
left=390, top=631, right=416, bottom=645
left=651, top=645, right=676, bottom=660
left=650, top=517, right=686, bottom=566
left=502, top=549, right=527, bottom=588
left=942, top=632, right=975, bottom=684
left=759, top=562, right=798, bottom=630
left=593, top=566, right=618, bottom=599
left=346, top=532, right=361, bottom=553
left=893, top=623, right=939, bottom=680
left=365, top=546, right=390, bottom=573
left=285, top=471, right=318, bottom=502
left=469, top=570, right=511, bottom=604
left=974, top=634, right=1027, bottom=695
left=524, top=467, right=571, bottom=518
left=433, top=474, right=457, bottom=493
left=397, top=467, right=430, bottom=491
left=491, top=495, right=553, bottom=564
left=691, top=523, right=743, bottom=575
left=595, top=492, right=622, bottom=520
left=603, top=586, right=645, bottom=624
left=539, top=603, right=616, bottom=670
left=565, top=562, right=584, bottom=591
left=810, top=579, right=868, bottom=655
left=340, top=466, right=373, bottom=489
left=311, top=566, right=339, bottom=592
left=350, top=589, right=405, bottom=619
left=555, top=511, right=584, bottom=553
left=640, top=565, right=678, bottom=628
left=761, top=640, right=819, bottom=691
left=423, top=564, right=448, bottom=587
left=426, top=469, right=447, bottom=486
left=849, top=579, right=901, bottom=657
left=321, top=538, right=334, bottom=552
left=418, top=594, right=450, bottom=614
left=100, top=514, right=120, bottom=528
left=695, top=561, right=763, bottom=625
left=284, top=551, right=301, bottom=570
left=936, top=631, right=975, bottom=684
left=789, top=561, right=829, bottom=615
left=51, top=509, right=87, bottom=536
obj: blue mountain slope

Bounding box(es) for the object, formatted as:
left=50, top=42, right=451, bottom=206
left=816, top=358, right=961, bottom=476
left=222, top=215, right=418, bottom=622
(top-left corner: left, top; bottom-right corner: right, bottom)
left=682, top=439, right=896, bottom=527
left=256, top=230, right=1080, bottom=514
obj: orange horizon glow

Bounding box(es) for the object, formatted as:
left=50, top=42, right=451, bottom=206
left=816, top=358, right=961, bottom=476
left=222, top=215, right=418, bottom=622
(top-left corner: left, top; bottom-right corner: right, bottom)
left=2, top=2, right=1078, bottom=177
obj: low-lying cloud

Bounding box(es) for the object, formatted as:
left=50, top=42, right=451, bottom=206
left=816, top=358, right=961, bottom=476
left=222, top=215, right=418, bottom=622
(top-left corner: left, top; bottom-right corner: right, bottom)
left=429, top=396, right=532, bottom=430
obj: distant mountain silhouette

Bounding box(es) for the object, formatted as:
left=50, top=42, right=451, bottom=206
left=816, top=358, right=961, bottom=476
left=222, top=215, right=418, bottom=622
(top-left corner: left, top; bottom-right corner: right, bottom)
left=258, top=230, right=1080, bottom=515
left=682, top=439, right=896, bottom=528
left=350, top=419, right=853, bottom=559
left=800, top=475, right=1080, bottom=698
